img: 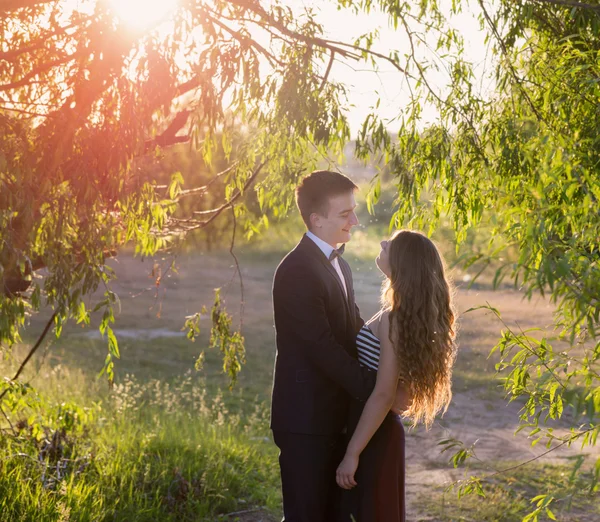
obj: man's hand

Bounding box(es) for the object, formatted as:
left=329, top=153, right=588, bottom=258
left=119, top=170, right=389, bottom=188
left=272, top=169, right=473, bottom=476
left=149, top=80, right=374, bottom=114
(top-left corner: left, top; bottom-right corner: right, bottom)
left=336, top=452, right=359, bottom=490
left=391, top=382, right=412, bottom=415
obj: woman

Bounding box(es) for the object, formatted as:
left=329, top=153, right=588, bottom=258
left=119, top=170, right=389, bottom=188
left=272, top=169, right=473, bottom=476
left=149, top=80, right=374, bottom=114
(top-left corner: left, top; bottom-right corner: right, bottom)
left=337, top=229, right=458, bottom=522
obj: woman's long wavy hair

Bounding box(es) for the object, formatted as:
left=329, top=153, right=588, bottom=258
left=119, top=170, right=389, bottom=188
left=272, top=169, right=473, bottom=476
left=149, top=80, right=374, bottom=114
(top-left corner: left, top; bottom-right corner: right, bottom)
left=382, top=230, right=457, bottom=429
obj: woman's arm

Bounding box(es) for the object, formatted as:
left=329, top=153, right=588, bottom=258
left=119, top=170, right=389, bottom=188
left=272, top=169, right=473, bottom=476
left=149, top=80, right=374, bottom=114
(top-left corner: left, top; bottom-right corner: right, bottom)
left=336, top=312, right=400, bottom=489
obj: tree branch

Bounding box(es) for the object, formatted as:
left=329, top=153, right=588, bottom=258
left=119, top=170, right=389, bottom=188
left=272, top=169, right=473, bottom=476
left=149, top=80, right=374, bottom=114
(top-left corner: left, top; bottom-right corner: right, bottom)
left=229, top=205, right=244, bottom=331
left=399, top=15, right=487, bottom=158
left=322, top=38, right=406, bottom=73
left=199, top=161, right=266, bottom=227
left=202, top=7, right=281, bottom=67
left=478, top=0, right=546, bottom=124
left=0, top=40, right=47, bottom=61
left=175, top=77, right=202, bottom=97
left=234, top=0, right=409, bottom=74
left=227, top=0, right=364, bottom=61
left=0, top=310, right=57, bottom=403
left=0, top=54, right=75, bottom=92
left=0, top=404, right=16, bottom=434
left=0, top=0, right=56, bottom=13
left=175, top=162, right=239, bottom=201
left=482, top=426, right=597, bottom=479
left=527, top=0, right=600, bottom=12
left=144, top=110, right=191, bottom=152
left=0, top=105, right=46, bottom=117
left=174, top=160, right=267, bottom=232
left=319, top=50, right=335, bottom=92
left=0, top=21, right=79, bottom=61
left=481, top=302, right=567, bottom=390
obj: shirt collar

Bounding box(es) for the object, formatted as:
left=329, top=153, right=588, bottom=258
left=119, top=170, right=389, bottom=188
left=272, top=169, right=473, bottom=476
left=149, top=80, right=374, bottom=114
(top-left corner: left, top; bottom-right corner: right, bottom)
left=306, top=230, right=337, bottom=260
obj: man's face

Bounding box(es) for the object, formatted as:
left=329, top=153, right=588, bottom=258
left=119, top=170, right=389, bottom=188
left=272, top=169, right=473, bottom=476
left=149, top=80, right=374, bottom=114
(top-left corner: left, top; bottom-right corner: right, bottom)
left=311, top=191, right=359, bottom=246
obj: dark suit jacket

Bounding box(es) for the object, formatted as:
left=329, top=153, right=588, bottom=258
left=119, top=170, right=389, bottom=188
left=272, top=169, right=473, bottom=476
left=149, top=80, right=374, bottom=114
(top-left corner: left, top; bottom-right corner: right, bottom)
left=270, top=234, right=377, bottom=435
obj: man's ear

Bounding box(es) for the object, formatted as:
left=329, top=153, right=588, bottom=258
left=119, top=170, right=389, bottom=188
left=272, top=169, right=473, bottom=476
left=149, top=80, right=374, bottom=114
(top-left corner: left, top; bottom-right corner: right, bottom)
left=309, top=212, right=321, bottom=229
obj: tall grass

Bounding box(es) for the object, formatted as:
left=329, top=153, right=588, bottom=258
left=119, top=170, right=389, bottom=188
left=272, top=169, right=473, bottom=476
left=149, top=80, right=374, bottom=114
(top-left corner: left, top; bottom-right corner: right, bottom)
left=0, top=368, right=279, bottom=521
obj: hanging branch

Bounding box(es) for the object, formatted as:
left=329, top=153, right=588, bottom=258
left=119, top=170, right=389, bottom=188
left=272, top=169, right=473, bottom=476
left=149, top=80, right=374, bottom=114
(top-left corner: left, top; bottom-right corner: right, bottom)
left=478, top=0, right=546, bottom=124
left=0, top=310, right=58, bottom=402
left=0, top=403, right=16, bottom=434
left=144, top=110, right=192, bottom=152
left=528, top=0, right=600, bottom=12
left=0, top=0, right=57, bottom=13
left=318, top=50, right=336, bottom=92
left=172, top=160, right=267, bottom=232
left=229, top=204, right=244, bottom=331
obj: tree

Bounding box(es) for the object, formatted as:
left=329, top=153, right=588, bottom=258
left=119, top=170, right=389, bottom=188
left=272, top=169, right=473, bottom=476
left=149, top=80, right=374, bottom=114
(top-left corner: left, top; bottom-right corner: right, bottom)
left=359, top=0, right=600, bottom=513
left=0, top=0, right=362, bottom=378
left=1, top=0, right=600, bottom=516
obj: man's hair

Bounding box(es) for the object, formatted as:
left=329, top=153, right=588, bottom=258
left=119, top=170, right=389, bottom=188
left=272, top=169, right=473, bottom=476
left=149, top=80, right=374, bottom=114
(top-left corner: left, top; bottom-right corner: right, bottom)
left=295, top=170, right=358, bottom=228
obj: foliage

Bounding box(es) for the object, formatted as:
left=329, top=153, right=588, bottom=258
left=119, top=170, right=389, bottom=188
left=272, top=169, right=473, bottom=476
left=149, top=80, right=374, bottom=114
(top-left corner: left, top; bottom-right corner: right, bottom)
left=0, top=371, right=277, bottom=521
left=184, top=288, right=246, bottom=388
left=416, top=460, right=600, bottom=522
left=0, top=0, right=357, bottom=354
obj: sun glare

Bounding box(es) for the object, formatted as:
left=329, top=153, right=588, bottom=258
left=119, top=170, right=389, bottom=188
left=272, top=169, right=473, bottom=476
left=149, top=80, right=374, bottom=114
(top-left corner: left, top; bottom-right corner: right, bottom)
left=108, top=0, right=179, bottom=30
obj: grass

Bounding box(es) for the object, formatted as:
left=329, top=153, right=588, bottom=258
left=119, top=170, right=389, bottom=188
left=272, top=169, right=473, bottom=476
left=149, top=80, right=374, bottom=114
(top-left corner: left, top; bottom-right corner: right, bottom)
left=0, top=368, right=280, bottom=522
left=416, top=462, right=600, bottom=522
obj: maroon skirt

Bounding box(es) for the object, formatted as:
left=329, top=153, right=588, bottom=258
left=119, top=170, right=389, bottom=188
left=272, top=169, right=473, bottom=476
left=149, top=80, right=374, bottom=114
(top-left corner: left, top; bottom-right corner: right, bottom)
left=340, top=412, right=406, bottom=522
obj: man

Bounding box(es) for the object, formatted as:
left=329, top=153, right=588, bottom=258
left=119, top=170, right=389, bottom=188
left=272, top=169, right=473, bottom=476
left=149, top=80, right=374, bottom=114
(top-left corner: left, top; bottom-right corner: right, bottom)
left=271, top=170, right=377, bottom=522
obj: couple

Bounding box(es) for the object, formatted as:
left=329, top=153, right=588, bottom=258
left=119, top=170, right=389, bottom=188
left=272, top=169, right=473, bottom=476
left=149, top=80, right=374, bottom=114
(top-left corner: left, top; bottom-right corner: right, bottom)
left=270, top=170, right=458, bottom=522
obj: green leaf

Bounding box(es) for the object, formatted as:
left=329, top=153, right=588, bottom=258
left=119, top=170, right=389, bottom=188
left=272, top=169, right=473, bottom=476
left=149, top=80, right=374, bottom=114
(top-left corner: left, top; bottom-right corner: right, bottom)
left=168, top=171, right=184, bottom=199
left=106, top=326, right=120, bottom=359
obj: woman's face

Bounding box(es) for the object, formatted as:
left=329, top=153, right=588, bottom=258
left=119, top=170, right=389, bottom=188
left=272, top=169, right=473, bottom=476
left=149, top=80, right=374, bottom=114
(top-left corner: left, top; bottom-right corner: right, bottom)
left=376, top=239, right=392, bottom=277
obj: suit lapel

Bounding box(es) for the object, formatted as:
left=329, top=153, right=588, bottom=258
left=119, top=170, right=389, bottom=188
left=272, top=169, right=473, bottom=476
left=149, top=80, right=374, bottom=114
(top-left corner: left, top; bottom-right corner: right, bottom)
left=338, top=257, right=356, bottom=331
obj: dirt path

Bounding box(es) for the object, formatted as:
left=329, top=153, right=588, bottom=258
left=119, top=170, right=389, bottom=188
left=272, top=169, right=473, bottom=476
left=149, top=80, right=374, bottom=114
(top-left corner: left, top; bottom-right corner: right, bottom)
left=400, top=289, right=600, bottom=520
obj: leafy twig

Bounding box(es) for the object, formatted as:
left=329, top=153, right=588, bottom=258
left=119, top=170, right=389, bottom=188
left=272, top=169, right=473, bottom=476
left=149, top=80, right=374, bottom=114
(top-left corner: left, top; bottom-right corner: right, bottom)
left=529, top=0, right=600, bottom=12
left=0, top=310, right=58, bottom=402
left=229, top=205, right=244, bottom=332
left=0, top=404, right=16, bottom=434
left=483, top=426, right=596, bottom=479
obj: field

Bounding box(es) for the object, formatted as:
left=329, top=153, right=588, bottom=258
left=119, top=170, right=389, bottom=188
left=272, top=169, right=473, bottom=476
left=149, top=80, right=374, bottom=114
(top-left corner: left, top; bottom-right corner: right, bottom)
left=2, top=229, right=599, bottom=521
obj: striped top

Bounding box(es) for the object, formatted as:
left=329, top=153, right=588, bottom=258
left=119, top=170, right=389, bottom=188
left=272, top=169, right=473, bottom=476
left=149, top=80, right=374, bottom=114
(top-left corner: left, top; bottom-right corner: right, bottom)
left=356, top=323, right=381, bottom=371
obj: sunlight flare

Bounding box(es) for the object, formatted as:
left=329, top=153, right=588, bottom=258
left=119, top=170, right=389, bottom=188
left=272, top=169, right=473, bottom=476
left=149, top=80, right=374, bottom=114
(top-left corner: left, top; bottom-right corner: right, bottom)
left=107, top=0, right=179, bottom=30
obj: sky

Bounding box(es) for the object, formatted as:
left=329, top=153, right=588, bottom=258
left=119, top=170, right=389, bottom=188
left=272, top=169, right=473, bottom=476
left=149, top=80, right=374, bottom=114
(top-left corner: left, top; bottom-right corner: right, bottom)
left=104, top=0, right=495, bottom=135
left=299, top=0, right=494, bottom=134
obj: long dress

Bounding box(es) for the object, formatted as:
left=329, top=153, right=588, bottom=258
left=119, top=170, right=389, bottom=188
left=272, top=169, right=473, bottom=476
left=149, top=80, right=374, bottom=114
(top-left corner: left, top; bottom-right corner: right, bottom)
left=340, top=323, right=406, bottom=522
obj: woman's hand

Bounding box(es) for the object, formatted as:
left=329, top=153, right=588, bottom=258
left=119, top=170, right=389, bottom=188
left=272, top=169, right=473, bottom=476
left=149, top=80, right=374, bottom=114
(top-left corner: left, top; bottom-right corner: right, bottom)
left=336, top=452, right=359, bottom=490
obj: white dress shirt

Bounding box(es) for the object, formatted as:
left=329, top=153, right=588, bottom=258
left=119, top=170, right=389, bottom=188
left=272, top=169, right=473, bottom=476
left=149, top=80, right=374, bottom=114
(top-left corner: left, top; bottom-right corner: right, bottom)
left=306, top=230, right=348, bottom=298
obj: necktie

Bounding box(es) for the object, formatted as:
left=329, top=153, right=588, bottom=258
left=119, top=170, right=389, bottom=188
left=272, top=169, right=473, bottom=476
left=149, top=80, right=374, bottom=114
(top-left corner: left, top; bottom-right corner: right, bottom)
left=329, top=244, right=345, bottom=261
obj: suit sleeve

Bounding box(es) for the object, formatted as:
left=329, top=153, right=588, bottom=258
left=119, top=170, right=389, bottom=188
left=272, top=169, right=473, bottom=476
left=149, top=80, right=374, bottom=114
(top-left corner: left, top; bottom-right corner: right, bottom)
left=274, top=264, right=376, bottom=401
left=354, top=302, right=364, bottom=335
